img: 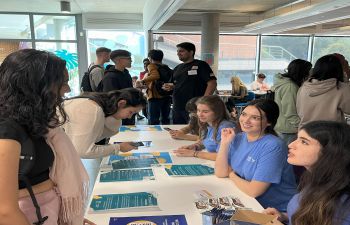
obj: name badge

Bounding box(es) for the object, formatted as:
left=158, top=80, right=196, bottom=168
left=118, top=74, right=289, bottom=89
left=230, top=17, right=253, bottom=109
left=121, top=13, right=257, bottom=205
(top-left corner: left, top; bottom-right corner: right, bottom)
left=191, top=66, right=198, bottom=69
left=188, top=70, right=197, bottom=75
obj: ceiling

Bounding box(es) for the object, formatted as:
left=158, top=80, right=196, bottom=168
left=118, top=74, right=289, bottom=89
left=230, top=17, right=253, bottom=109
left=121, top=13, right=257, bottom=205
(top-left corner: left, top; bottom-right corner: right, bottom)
left=1, top=0, right=350, bottom=35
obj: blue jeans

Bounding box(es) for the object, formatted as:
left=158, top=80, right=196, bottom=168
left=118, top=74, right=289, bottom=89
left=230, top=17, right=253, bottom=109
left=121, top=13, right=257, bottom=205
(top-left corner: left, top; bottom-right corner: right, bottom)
left=148, top=97, right=171, bottom=125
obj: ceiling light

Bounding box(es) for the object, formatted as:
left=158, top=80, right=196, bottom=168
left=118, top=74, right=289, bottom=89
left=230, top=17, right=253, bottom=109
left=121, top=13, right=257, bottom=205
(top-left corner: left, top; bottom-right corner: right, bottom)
left=60, top=1, right=71, bottom=13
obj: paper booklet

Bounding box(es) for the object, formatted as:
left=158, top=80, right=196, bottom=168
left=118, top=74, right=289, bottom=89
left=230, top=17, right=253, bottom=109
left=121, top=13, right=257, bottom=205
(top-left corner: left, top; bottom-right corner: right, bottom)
left=89, top=192, right=158, bottom=213
left=99, top=168, right=155, bottom=182
left=164, top=164, right=214, bottom=177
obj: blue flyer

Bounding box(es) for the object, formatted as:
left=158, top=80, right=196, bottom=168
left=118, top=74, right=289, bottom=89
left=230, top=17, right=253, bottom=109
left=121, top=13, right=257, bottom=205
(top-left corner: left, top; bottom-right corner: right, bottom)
left=108, top=152, right=173, bottom=165
left=90, top=192, right=158, bottom=212
left=119, top=125, right=163, bottom=132
left=109, top=215, right=188, bottom=225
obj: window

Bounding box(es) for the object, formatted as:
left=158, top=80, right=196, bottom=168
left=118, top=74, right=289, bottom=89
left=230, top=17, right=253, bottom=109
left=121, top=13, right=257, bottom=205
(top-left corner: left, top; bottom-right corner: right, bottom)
left=313, top=36, right=350, bottom=64
left=153, top=33, right=202, bottom=69
left=260, top=35, right=309, bottom=87
left=87, top=30, right=146, bottom=77
left=0, top=14, right=31, bottom=39
left=218, top=35, right=257, bottom=90
left=33, top=15, right=76, bottom=40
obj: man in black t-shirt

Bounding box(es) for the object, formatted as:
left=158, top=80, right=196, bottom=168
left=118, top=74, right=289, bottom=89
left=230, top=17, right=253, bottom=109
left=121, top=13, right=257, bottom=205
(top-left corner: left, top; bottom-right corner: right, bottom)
left=163, top=42, right=217, bottom=124
left=99, top=49, right=135, bottom=125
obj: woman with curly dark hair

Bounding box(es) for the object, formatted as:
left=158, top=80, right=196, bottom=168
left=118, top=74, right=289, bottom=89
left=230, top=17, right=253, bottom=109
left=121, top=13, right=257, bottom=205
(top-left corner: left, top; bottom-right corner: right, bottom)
left=0, top=49, right=91, bottom=225
left=265, top=121, right=350, bottom=225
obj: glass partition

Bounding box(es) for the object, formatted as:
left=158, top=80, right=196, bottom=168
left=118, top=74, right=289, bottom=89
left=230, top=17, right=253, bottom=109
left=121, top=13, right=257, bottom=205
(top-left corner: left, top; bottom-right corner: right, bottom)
left=87, top=30, right=146, bottom=77
left=313, top=36, right=350, bottom=64
left=218, top=35, right=257, bottom=90
left=260, top=35, right=309, bottom=87
left=34, top=15, right=76, bottom=40
left=0, top=14, right=31, bottom=39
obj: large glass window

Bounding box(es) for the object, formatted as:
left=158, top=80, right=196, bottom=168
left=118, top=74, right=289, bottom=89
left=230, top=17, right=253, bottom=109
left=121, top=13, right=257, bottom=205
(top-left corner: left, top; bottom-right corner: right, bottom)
left=218, top=35, right=257, bottom=90
left=34, top=15, right=76, bottom=40
left=312, top=36, right=350, bottom=64
left=0, top=14, right=31, bottom=39
left=153, top=33, right=202, bottom=69
left=87, top=30, right=145, bottom=77
left=260, top=35, right=309, bottom=87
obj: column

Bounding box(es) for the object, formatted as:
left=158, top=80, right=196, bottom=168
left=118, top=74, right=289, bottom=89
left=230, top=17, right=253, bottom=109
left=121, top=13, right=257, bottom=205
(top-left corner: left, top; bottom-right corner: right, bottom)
left=201, top=13, right=220, bottom=75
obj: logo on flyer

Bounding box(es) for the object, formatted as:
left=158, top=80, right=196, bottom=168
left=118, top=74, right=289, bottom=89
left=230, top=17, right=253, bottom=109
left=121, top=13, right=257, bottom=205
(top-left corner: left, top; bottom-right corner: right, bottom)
left=127, top=221, right=156, bottom=225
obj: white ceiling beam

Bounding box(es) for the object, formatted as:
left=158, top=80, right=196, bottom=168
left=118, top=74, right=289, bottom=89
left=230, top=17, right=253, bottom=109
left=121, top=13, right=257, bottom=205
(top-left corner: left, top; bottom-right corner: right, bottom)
left=237, top=0, right=350, bottom=34
left=143, top=0, right=187, bottom=30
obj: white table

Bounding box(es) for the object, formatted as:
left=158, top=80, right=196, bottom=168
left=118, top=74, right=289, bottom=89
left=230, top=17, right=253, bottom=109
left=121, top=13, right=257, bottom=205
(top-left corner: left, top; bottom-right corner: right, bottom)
left=85, top=125, right=263, bottom=225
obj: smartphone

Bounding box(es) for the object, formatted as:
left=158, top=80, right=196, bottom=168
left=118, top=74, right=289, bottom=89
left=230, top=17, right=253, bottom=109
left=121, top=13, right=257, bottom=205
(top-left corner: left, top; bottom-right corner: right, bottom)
left=163, top=127, right=172, bottom=131
left=131, top=142, right=145, bottom=147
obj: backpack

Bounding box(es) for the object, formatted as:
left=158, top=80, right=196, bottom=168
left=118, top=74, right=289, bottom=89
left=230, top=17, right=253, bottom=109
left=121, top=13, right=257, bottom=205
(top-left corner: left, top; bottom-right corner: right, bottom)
left=265, top=90, right=275, bottom=101
left=15, top=122, right=48, bottom=225
left=80, top=65, right=102, bottom=92
left=154, top=64, right=173, bottom=96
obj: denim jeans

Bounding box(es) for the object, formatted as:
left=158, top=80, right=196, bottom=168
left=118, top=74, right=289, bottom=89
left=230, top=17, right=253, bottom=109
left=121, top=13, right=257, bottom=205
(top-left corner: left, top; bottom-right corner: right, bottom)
left=148, top=97, right=171, bottom=125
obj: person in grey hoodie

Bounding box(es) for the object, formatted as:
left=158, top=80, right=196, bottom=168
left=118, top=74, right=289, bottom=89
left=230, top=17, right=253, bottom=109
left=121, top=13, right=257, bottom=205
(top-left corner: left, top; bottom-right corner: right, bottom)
left=297, top=54, right=350, bottom=128
left=272, top=59, right=312, bottom=144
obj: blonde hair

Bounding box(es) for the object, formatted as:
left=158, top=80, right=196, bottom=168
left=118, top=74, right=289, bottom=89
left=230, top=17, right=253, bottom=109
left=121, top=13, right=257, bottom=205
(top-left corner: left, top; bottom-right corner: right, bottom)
left=230, top=76, right=245, bottom=93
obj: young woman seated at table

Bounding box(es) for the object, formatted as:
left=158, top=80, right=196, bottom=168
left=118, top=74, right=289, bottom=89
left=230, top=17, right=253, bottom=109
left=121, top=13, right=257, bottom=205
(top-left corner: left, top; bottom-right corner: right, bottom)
left=168, top=97, right=200, bottom=141
left=215, top=99, right=297, bottom=212
left=264, top=121, right=350, bottom=225
left=61, top=88, right=147, bottom=158
left=174, top=95, right=235, bottom=161
left=230, top=76, right=248, bottom=104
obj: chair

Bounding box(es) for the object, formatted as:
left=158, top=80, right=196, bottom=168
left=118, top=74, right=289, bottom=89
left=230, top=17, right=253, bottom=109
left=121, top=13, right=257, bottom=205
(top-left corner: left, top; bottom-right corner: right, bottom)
left=235, top=91, right=255, bottom=115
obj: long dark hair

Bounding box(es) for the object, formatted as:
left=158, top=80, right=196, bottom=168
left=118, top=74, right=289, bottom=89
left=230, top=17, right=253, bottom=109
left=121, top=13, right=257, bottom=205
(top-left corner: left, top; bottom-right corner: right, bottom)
left=282, top=59, right=312, bottom=87
left=244, top=99, right=279, bottom=136
left=185, top=97, right=200, bottom=136
left=196, top=95, right=230, bottom=142
left=0, top=49, right=67, bottom=137
left=310, top=54, right=344, bottom=86
left=292, top=121, right=350, bottom=225
left=75, top=88, right=146, bottom=117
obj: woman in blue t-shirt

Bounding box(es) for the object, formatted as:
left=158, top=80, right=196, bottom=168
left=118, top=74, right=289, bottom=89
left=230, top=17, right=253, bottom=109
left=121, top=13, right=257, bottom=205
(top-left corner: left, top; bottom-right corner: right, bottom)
left=265, top=121, right=350, bottom=225
left=174, top=95, right=235, bottom=161
left=215, top=99, right=297, bottom=212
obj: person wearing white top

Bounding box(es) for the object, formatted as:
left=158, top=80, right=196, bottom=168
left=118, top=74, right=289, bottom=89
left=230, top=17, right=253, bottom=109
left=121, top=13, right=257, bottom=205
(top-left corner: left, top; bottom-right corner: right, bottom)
left=61, top=88, right=146, bottom=188
left=251, top=73, right=270, bottom=91
left=62, top=88, right=146, bottom=158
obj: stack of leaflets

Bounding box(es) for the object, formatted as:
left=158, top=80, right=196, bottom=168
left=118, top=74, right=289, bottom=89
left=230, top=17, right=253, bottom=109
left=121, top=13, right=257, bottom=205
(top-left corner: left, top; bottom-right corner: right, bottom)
left=165, top=164, right=214, bottom=176
left=109, top=215, right=188, bottom=225
left=108, top=152, right=173, bottom=165
left=90, top=192, right=158, bottom=212
left=111, top=158, right=159, bottom=170
left=99, top=168, right=155, bottom=182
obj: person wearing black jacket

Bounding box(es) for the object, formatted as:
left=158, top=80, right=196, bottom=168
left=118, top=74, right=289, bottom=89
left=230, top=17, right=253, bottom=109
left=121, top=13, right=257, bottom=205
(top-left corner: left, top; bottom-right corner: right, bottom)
left=98, top=49, right=135, bottom=125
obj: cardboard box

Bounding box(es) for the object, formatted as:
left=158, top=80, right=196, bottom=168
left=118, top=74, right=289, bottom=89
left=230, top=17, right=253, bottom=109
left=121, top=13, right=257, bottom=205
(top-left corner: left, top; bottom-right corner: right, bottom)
left=204, top=209, right=278, bottom=225
left=231, top=210, right=277, bottom=225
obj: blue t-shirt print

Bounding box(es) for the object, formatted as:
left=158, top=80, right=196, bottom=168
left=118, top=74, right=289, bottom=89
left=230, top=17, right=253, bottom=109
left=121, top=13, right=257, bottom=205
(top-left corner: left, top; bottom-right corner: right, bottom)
left=228, top=133, right=297, bottom=212
left=202, top=120, right=235, bottom=152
